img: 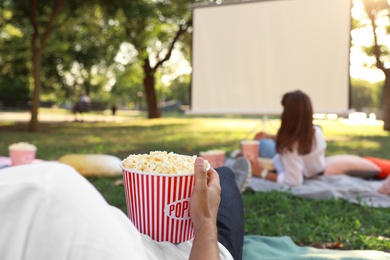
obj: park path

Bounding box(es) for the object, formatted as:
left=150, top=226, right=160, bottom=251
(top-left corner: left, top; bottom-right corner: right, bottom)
left=0, top=111, right=132, bottom=123
left=0, top=110, right=384, bottom=126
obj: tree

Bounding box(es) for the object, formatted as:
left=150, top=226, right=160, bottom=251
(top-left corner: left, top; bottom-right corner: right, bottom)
left=6, top=1, right=123, bottom=129
left=42, top=3, right=124, bottom=105
left=360, top=0, right=390, bottom=130
left=103, top=0, right=198, bottom=118
left=8, top=0, right=67, bottom=131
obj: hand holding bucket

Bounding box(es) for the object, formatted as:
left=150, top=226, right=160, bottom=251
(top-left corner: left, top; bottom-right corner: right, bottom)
left=121, top=152, right=210, bottom=243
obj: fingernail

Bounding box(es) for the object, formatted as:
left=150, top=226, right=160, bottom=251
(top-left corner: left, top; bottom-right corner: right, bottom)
left=205, top=162, right=211, bottom=171
left=195, top=157, right=205, bottom=166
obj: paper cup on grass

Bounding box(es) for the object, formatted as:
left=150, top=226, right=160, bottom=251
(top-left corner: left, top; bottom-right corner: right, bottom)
left=121, top=152, right=209, bottom=243
left=8, top=142, right=37, bottom=166
left=240, top=140, right=259, bottom=160
left=200, top=150, right=225, bottom=168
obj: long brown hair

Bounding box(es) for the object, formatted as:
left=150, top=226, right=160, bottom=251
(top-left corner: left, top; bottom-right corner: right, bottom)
left=276, top=90, right=314, bottom=155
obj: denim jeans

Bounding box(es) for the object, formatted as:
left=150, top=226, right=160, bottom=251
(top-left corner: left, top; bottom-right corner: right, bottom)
left=216, top=166, right=244, bottom=260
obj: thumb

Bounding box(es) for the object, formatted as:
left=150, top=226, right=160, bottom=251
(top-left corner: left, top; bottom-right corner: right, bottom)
left=194, top=157, right=208, bottom=184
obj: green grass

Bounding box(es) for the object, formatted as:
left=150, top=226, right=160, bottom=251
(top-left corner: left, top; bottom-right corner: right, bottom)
left=1, top=112, right=390, bottom=252
left=243, top=190, right=390, bottom=251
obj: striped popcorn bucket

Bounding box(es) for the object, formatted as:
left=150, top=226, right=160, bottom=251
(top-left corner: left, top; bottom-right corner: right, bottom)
left=120, top=166, right=196, bottom=243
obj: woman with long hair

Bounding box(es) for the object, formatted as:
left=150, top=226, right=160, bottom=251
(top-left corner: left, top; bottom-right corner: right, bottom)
left=250, top=90, right=327, bottom=186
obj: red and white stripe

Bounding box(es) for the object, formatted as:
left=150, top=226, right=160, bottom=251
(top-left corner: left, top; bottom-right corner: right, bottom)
left=122, top=169, right=195, bottom=243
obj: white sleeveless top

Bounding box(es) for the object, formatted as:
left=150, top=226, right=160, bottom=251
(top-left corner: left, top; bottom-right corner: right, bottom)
left=274, top=125, right=327, bottom=186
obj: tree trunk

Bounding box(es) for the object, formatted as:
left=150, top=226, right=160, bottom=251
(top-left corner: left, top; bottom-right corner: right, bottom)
left=381, top=73, right=390, bottom=131
left=28, top=45, right=42, bottom=131
left=143, top=60, right=161, bottom=119
left=361, top=0, right=390, bottom=131
left=26, top=0, right=66, bottom=131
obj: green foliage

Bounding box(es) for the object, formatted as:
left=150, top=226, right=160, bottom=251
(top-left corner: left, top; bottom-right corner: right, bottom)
left=41, top=3, right=124, bottom=103
left=0, top=0, right=208, bottom=116
left=350, top=77, right=384, bottom=110
left=167, top=74, right=191, bottom=105
left=112, top=63, right=145, bottom=108
left=2, top=0, right=387, bottom=121
left=0, top=9, right=30, bottom=99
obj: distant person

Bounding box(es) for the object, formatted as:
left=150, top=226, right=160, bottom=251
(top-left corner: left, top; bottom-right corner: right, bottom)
left=111, top=105, right=117, bottom=116
left=79, top=93, right=91, bottom=104
left=248, top=90, right=327, bottom=186
left=73, top=93, right=91, bottom=122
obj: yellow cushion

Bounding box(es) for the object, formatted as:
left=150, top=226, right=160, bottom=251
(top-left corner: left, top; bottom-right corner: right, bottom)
left=259, top=157, right=275, bottom=170
left=58, top=154, right=122, bottom=177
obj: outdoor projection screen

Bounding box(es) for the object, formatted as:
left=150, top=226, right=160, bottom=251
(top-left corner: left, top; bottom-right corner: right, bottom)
left=190, top=0, right=352, bottom=115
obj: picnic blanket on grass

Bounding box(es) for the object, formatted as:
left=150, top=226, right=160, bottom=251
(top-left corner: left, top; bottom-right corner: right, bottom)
left=247, top=174, right=390, bottom=208
left=224, top=158, right=390, bottom=208
left=243, top=235, right=390, bottom=260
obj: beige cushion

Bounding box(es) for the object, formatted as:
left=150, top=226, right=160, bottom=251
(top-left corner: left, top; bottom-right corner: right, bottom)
left=58, top=154, right=122, bottom=177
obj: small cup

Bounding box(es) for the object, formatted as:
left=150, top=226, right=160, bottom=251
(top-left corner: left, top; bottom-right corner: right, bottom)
left=8, top=142, right=37, bottom=166
left=199, top=150, right=225, bottom=168
left=240, top=140, right=259, bottom=160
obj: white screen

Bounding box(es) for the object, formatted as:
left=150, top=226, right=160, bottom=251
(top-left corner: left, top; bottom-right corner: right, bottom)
left=190, top=0, right=351, bottom=115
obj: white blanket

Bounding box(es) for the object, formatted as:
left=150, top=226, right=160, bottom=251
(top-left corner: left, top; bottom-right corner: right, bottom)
left=247, top=175, right=390, bottom=208
left=224, top=157, right=390, bottom=207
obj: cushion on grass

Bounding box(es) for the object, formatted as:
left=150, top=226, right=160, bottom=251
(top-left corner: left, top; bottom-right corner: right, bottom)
left=363, top=156, right=390, bottom=179
left=324, top=155, right=380, bottom=177
left=58, top=154, right=122, bottom=177
left=258, top=157, right=275, bottom=171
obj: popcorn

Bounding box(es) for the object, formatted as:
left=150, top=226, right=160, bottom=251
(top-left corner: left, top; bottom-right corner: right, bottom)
left=122, top=151, right=203, bottom=174
left=8, top=142, right=37, bottom=151
left=121, top=151, right=206, bottom=243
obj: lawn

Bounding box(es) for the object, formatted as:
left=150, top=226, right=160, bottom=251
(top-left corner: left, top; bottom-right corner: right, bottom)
left=1, top=110, right=390, bottom=252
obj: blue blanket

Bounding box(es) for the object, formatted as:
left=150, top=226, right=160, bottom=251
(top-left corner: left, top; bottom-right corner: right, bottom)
left=243, top=236, right=390, bottom=260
